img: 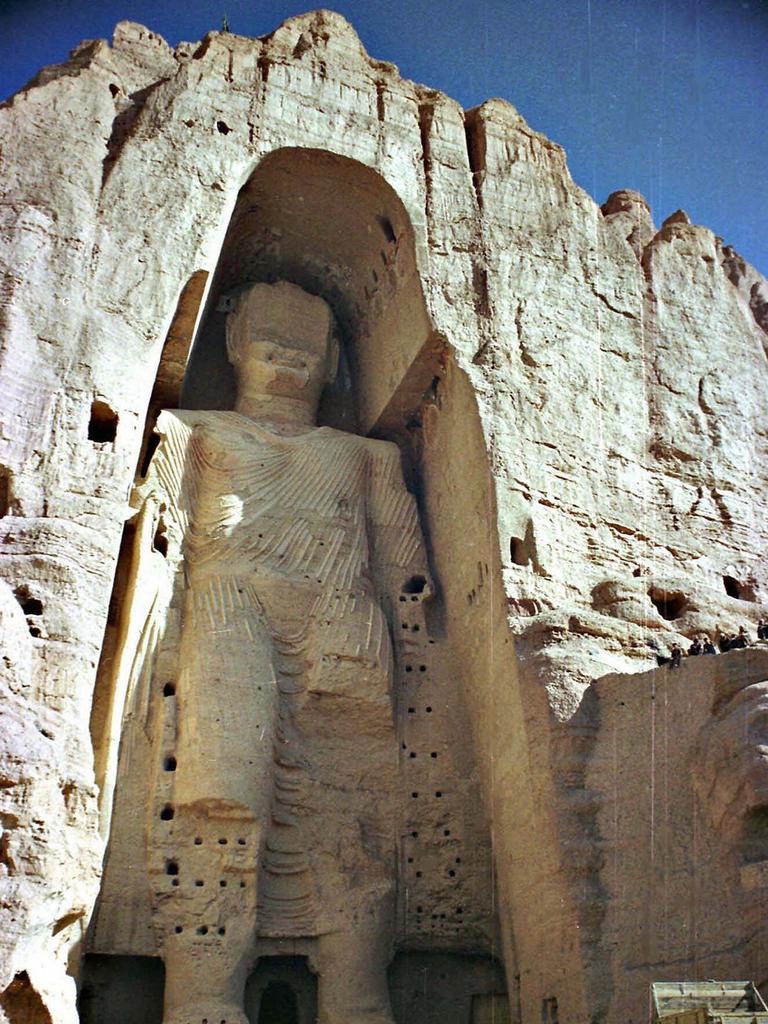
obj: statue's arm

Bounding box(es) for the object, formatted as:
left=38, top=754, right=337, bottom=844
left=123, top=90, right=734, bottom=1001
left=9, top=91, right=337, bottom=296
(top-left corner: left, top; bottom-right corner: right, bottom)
left=366, top=441, right=433, bottom=619
left=133, top=410, right=200, bottom=560
left=96, top=411, right=197, bottom=832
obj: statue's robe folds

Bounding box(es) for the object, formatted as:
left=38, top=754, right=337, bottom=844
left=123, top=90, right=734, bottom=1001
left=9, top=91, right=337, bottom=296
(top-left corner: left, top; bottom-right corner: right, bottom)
left=91, top=410, right=429, bottom=955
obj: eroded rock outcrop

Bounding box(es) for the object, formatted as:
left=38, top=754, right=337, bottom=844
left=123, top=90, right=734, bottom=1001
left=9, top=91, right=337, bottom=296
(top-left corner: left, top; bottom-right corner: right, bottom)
left=1, top=10, right=767, bottom=1024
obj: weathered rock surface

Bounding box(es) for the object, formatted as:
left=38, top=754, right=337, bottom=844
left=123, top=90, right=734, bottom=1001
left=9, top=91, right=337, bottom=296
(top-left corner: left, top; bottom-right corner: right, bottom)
left=0, top=9, right=766, bottom=1023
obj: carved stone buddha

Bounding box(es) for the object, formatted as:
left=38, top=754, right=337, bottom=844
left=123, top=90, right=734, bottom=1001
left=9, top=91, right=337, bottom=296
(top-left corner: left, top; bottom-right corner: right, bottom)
left=95, top=281, right=431, bottom=1024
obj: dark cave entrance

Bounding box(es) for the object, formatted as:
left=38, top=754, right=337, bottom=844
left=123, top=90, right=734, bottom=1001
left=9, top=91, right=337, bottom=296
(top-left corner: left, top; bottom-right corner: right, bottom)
left=245, top=957, right=316, bottom=1024
left=257, top=981, right=299, bottom=1024
left=648, top=586, right=686, bottom=621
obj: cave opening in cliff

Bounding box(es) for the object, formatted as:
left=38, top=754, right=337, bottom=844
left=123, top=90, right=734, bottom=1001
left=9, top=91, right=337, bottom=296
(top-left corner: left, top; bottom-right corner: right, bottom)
left=77, top=955, right=164, bottom=1024
left=388, top=952, right=509, bottom=1024
left=723, top=575, right=742, bottom=599
left=245, top=956, right=316, bottom=1024
left=510, top=536, right=528, bottom=565
left=88, top=401, right=119, bottom=444
left=648, top=587, right=686, bottom=621
left=257, top=981, right=299, bottom=1024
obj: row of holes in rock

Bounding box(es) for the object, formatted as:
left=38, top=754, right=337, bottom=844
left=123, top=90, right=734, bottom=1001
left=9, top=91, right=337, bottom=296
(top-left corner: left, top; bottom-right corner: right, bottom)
left=397, top=609, right=466, bottom=929
left=158, top=806, right=249, bottom=849
left=166, top=872, right=246, bottom=892
left=172, top=924, right=227, bottom=937
left=402, top=746, right=440, bottom=760
left=399, top=638, right=466, bottom=921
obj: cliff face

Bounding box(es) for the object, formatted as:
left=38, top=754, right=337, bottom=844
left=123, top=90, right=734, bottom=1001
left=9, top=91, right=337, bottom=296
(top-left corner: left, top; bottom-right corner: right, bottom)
left=0, top=11, right=766, bottom=1024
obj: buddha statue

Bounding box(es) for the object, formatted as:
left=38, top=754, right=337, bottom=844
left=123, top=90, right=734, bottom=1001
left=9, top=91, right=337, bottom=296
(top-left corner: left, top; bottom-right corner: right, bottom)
left=94, top=281, right=432, bottom=1024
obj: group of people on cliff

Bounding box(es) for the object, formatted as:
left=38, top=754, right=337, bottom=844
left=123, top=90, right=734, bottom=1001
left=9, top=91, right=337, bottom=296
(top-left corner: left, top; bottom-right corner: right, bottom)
left=664, top=622, right=768, bottom=668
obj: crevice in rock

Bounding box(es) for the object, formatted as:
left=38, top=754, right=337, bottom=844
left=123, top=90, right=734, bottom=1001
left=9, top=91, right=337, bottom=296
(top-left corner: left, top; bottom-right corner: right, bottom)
left=741, top=806, right=768, bottom=864
left=192, top=35, right=213, bottom=60
left=463, top=107, right=486, bottom=212
left=719, top=243, right=768, bottom=341
left=590, top=285, right=637, bottom=320
left=52, top=910, right=83, bottom=936
left=0, top=467, right=12, bottom=516
left=417, top=98, right=435, bottom=219
left=101, top=80, right=170, bottom=187
left=0, top=972, right=52, bottom=1024
left=711, top=487, right=734, bottom=527
left=749, top=281, right=768, bottom=336
left=375, top=80, right=386, bottom=123
left=0, top=827, right=17, bottom=875
left=472, top=265, right=491, bottom=320
left=697, top=376, right=722, bottom=448
left=258, top=55, right=271, bottom=83
left=688, top=485, right=704, bottom=516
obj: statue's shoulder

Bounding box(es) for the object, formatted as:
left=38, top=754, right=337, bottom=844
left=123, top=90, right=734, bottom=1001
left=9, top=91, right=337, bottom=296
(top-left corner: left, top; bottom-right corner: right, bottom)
left=155, top=410, right=246, bottom=452
left=316, top=428, right=400, bottom=462
left=156, top=409, right=234, bottom=434
left=360, top=434, right=403, bottom=466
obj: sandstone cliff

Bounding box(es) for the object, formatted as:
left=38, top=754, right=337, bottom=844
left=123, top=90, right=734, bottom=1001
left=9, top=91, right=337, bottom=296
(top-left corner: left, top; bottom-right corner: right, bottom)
left=0, top=11, right=766, bottom=1023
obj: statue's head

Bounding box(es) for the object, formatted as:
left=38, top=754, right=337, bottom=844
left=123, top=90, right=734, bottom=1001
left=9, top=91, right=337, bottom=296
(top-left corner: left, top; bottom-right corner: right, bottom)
left=225, top=281, right=339, bottom=410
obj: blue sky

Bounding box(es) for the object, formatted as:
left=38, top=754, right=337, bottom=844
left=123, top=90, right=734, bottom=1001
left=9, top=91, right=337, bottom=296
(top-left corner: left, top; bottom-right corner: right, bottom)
left=1, top=0, right=767, bottom=274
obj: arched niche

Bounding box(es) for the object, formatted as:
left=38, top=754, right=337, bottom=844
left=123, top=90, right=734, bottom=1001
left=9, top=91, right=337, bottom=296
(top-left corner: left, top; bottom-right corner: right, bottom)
left=181, top=147, right=444, bottom=439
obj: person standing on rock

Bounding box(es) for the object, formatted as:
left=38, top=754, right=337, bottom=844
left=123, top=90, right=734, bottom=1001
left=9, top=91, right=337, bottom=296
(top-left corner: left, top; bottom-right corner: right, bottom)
left=730, top=627, right=751, bottom=649
left=702, top=635, right=717, bottom=655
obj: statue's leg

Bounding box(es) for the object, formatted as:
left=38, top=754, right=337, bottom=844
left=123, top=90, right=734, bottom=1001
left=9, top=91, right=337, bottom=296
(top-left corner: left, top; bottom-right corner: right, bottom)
left=152, top=578, right=277, bottom=1024
left=314, top=896, right=396, bottom=1024
left=300, top=592, right=398, bottom=1024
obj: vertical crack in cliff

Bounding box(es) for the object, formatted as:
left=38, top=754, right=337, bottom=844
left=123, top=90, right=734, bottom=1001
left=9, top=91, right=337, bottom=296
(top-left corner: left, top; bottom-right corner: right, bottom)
left=710, top=486, right=734, bottom=527
left=460, top=107, right=494, bottom=364
left=463, top=107, right=486, bottom=213
left=375, top=80, right=386, bottom=123
left=416, top=94, right=437, bottom=247
left=101, top=78, right=171, bottom=188
left=697, top=375, right=722, bottom=449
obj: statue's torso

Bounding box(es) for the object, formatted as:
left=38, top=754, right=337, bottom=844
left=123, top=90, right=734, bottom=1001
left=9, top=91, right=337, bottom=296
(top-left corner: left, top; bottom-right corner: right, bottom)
left=179, top=411, right=375, bottom=596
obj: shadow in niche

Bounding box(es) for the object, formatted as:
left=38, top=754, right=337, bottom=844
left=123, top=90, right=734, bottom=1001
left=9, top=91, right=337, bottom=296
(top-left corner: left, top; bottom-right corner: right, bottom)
left=388, top=952, right=510, bottom=1024
left=741, top=805, right=768, bottom=864
left=245, top=957, right=316, bottom=1024
left=78, top=955, right=164, bottom=1024
left=257, top=982, right=298, bottom=1024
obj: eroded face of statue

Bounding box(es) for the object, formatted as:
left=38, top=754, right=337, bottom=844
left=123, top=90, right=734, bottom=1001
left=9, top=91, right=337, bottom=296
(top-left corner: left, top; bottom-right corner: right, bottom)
left=226, top=281, right=339, bottom=418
